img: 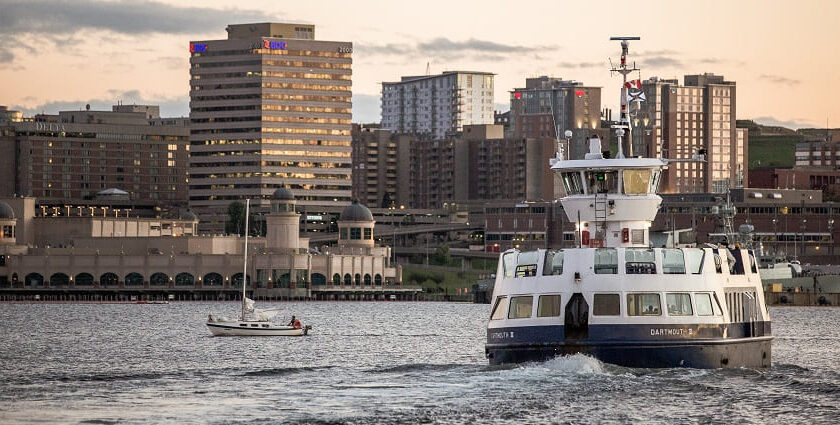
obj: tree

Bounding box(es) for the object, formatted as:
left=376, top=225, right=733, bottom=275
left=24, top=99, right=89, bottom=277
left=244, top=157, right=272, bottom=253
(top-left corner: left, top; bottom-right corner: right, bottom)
left=225, top=202, right=245, bottom=235
left=431, top=244, right=451, bottom=266
left=381, top=193, right=395, bottom=209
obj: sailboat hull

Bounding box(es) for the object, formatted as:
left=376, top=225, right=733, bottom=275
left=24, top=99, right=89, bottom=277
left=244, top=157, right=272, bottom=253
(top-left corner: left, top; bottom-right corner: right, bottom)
left=206, top=321, right=307, bottom=336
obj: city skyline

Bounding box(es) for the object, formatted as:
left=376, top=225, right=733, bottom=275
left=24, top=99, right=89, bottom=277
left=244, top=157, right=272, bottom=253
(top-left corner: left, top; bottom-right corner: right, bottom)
left=1, top=0, right=838, bottom=129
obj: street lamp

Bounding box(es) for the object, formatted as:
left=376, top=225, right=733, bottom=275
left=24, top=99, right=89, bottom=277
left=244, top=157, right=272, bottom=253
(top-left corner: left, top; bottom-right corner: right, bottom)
left=800, top=219, right=807, bottom=257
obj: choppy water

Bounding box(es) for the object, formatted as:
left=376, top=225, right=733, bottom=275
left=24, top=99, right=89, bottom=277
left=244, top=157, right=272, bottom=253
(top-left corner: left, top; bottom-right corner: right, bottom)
left=0, top=302, right=838, bottom=424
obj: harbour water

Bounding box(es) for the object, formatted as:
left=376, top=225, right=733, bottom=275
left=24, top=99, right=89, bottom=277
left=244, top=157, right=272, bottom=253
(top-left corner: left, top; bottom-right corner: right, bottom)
left=1, top=302, right=839, bottom=424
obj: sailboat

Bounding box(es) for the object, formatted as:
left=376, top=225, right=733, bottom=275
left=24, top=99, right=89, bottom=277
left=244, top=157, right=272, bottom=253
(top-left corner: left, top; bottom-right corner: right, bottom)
left=206, top=199, right=310, bottom=336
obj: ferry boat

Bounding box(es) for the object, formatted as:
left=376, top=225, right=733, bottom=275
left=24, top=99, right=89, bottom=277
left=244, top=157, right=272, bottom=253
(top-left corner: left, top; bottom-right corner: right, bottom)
left=485, top=38, right=771, bottom=369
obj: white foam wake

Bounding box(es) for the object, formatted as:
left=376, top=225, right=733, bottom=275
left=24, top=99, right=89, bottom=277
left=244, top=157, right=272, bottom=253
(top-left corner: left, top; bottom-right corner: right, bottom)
left=540, top=353, right=607, bottom=375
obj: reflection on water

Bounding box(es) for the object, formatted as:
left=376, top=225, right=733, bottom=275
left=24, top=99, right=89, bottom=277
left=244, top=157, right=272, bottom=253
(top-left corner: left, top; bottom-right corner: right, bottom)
left=1, top=303, right=838, bottom=424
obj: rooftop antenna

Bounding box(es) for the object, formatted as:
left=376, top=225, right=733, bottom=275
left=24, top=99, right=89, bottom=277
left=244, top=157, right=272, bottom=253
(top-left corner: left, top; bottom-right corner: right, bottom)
left=426, top=62, right=430, bottom=76
left=609, top=36, right=641, bottom=159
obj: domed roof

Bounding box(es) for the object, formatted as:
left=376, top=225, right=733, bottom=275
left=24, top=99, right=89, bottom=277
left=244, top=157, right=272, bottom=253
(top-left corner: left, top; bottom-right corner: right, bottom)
left=339, top=200, right=373, bottom=222
left=0, top=201, right=14, bottom=219
left=180, top=210, right=197, bottom=221
left=272, top=187, right=295, bottom=201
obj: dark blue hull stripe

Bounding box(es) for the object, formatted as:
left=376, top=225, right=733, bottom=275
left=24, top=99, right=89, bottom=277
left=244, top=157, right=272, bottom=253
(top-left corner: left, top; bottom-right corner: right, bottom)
left=486, top=322, right=772, bottom=368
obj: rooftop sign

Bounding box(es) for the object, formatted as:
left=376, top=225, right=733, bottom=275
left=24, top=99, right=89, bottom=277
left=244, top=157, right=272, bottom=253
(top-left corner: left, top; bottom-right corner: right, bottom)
left=189, top=43, right=207, bottom=53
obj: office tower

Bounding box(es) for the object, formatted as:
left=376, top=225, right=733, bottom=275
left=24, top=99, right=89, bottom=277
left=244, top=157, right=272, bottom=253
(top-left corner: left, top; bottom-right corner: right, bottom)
left=381, top=71, right=494, bottom=140
left=189, top=23, right=353, bottom=232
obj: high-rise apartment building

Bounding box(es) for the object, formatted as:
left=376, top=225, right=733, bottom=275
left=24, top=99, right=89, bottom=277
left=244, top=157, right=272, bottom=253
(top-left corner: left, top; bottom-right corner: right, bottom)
left=640, top=74, right=746, bottom=193
left=351, top=124, right=410, bottom=208
left=351, top=124, right=554, bottom=209
left=381, top=71, right=494, bottom=140
left=510, top=76, right=602, bottom=159
left=0, top=105, right=189, bottom=207
left=189, top=23, right=353, bottom=232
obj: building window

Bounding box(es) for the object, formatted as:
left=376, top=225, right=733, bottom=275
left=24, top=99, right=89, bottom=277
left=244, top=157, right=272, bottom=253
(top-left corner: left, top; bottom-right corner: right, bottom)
left=364, top=228, right=372, bottom=240
left=350, top=227, right=361, bottom=240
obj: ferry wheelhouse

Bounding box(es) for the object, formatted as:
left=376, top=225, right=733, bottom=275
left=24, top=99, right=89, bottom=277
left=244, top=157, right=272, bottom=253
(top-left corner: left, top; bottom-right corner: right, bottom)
left=484, top=38, right=771, bottom=369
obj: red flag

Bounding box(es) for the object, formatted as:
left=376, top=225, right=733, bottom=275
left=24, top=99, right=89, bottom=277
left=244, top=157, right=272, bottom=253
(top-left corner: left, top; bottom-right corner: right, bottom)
left=624, top=79, right=642, bottom=89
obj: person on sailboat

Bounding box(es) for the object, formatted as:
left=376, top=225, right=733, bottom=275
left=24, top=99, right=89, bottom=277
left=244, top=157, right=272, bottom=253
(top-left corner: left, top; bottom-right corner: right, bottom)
left=287, top=315, right=302, bottom=329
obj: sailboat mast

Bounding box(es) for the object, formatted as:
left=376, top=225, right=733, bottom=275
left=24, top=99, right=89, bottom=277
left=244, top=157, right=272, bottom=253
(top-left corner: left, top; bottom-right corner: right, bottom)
left=241, top=199, right=250, bottom=321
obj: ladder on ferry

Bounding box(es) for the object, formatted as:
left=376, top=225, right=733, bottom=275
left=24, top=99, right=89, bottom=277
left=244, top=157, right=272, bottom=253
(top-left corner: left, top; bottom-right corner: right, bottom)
left=593, top=193, right=608, bottom=244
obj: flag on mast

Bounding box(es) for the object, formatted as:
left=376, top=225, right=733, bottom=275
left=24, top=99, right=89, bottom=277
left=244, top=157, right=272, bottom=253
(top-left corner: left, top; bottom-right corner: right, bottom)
left=627, top=90, right=646, bottom=102
left=624, top=79, right=642, bottom=89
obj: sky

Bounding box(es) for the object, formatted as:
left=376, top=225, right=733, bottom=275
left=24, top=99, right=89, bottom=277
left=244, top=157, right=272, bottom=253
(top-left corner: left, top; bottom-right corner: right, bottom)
left=1, top=0, right=838, bottom=129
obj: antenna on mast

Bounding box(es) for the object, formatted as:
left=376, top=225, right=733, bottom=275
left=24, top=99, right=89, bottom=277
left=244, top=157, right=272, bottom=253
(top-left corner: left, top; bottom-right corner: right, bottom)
left=609, top=36, right=641, bottom=159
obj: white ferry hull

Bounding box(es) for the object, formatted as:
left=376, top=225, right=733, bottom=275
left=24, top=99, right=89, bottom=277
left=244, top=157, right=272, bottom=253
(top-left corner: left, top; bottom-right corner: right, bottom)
left=206, top=321, right=307, bottom=336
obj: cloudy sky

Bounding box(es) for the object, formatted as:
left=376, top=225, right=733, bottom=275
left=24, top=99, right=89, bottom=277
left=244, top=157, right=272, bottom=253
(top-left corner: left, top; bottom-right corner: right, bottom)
left=1, top=0, right=837, bottom=128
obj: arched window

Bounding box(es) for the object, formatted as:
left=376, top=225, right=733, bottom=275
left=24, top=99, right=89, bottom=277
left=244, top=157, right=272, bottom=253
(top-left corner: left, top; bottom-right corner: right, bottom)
left=125, top=272, right=144, bottom=286
left=277, top=272, right=291, bottom=288
left=203, top=273, right=223, bottom=286
left=311, top=273, right=326, bottom=286
left=354, top=273, right=361, bottom=285
left=375, top=274, right=383, bottom=285
left=364, top=274, right=372, bottom=285
left=232, top=273, right=251, bottom=287
left=25, top=273, right=44, bottom=287
left=50, top=273, right=70, bottom=287
left=332, top=273, right=341, bottom=285
left=100, top=273, right=119, bottom=286
left=344, top=273, right=352, bottom=285
left=150, top=273, right=169, bottom=286
left=175, top=272, right=194, bottom=286
left=75, top=273, right=94, bottom=286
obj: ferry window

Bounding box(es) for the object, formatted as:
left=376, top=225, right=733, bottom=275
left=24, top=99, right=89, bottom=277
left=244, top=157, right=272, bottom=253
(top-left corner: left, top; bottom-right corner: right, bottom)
left=585, top=171, right=618, bottom=194
left=649, top=170, right=662, bottom=193
left=666, top=293, right=693, bottom=316
left=502, top=251, right=517, bottom=278
left=662, top=249, right=686, bottom=274
left=627, top=293, right=661, bottom=316
left=713, top=252, right=722, bottom=273
left=515, top=251, right=539, bottom=277
left=622, top=169, right=652, bottom=195
left=562, top=172, right=584, bottom=195
left=594, top=248, right=618, bottom=274
left=537, top=295, right=562, bottom=317
left=712, top=293, right=724, bottom=316
left=695, top=293, right=714, bottom=316
left=625, top=248, right=656, bottom=274
left=508, top=296, right=534, bottom=319
left=490, top=297, right=508, bottom=320
left=683, top=248, right=705, bottom=274
left=515, top=265, right=537, bottom=277
left=593, top=294, right=620, bottom=316
left=631, top=229, right=645, bottom=245
left=542, top=250, right=564, bottom=275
